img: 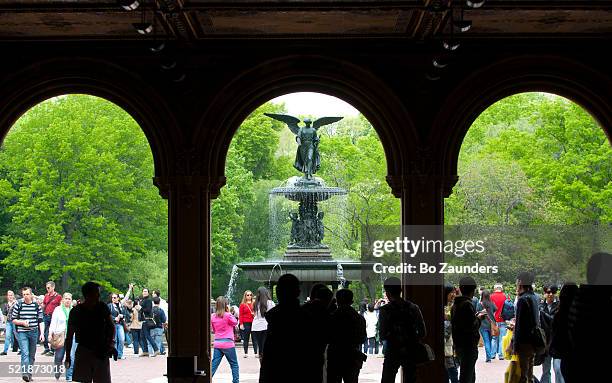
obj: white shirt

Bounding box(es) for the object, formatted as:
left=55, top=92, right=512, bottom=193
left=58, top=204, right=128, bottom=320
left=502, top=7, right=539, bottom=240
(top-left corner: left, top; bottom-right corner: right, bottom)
left=159, top=298, right=169, bottom=322
left=364, top=311, right=378, bottom=338
left=49, top=305, right=70, bottom=335
left=251, top=300, right=275, bottom=332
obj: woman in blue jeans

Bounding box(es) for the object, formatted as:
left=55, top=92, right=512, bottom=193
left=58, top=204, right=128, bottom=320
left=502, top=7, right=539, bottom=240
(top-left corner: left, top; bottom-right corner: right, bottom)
left=211, top=297, right=239, bottom=383
left=476, top=290, right=498, bottom=363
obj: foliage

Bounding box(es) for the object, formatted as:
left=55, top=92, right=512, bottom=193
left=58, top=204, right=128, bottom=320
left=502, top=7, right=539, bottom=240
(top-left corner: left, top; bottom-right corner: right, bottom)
left=0, top=95, right=167, bottom=294
left=1, top=92, right=608, bottom=301
left=445, top=93, right=612, bottom=288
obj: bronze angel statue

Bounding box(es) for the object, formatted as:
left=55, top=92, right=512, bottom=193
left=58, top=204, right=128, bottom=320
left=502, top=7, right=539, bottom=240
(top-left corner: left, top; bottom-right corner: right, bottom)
left=264, top=113, right=343, bottom=180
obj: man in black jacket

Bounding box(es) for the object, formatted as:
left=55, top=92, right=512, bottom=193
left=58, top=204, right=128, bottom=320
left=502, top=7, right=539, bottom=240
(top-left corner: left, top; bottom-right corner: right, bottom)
left=514, top=271, right=540, bottom=383
left=137, top=288, right=159, bottom=357
left=327, top=289, right=366, bottom=383
left=451, top=276, right=487, bottom=383
left=539, top=284, right=559, bottom=383
left=379, top=277, right=426, bottom=383
left=259, top=274, right=314, bottom=383
left=301, top=284, right=333, bottom=383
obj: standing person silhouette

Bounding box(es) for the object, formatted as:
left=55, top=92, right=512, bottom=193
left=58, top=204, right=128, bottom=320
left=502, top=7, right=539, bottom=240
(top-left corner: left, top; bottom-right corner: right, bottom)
left=451, top=276, right=486, bottom=383
left=379, top=277, right=426, bottom=383
left=65, top=282, right=115, bottom=383
left=259, top=274, right=313, bottom=383
left=514, top=271, right=541, bottom=383
left=302, top=284, right=333, bottom=383
left=327, top=289, right=366, bottom=383
left=566, top=252, right=612, bottom=382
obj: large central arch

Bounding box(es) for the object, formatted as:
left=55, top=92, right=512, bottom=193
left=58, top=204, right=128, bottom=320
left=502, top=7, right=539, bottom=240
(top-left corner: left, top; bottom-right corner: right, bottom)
left=193, top=55, right=419, bottom=188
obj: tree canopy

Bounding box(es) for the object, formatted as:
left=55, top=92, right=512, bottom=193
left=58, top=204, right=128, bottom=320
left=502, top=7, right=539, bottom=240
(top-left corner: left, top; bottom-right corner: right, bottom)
left=0, top=92, right=608, bottom=301
left=0, top=95, right=167, bottom=294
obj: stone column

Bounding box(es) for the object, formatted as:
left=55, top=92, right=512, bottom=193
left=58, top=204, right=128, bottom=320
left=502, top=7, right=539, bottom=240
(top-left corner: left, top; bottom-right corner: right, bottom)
left=155, top=171, right=224, bottom=383
left=388, top=164, right=457, bottom=383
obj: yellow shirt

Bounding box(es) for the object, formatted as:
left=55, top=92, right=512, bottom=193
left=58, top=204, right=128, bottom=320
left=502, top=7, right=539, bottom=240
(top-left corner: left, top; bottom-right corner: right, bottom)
left=502, top=329, right=519, bottom=361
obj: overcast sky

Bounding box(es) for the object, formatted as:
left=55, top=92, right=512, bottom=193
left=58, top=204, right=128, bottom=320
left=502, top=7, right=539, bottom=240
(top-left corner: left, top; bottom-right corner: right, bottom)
left=270, top=92, right=360, bottom=117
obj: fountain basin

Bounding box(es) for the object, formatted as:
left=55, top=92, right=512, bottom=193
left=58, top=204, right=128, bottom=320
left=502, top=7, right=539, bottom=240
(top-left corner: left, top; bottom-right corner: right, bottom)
left=269, top=176, right=347, bottom=202
left=237, top=259, right=373, bottom=283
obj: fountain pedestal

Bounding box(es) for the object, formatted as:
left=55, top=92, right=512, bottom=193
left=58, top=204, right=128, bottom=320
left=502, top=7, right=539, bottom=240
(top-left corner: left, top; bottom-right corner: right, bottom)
left=284, top=247, right=331, bottom=260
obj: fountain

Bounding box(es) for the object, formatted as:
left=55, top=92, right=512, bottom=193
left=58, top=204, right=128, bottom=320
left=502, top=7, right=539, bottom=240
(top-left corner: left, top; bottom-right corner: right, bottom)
left=237, top=113, right=373, bottom=301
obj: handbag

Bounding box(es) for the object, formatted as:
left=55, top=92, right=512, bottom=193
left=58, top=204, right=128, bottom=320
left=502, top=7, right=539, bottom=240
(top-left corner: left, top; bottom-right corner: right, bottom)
left=491, top=321, right=500, bottom=337
left=50, top=331, right=65, bottom=349
left=413, top=342, right=435, bottom=366
left=525, top=296, right=546, bottom=355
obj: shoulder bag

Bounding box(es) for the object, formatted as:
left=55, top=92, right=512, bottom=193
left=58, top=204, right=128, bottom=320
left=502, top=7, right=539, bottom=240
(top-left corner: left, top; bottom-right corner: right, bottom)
left=488, top=304, right=500, bottom=337
left=525, top=296, right=546, bottom=355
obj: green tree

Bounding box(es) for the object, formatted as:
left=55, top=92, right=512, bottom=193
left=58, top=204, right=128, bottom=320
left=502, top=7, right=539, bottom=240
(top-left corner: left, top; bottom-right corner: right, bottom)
left=0, top=95, right=167, bottom=292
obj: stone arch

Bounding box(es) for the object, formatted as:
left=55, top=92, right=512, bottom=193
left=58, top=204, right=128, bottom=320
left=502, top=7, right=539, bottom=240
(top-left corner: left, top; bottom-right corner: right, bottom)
left=193, top=55, right=419, bottom=193
left=430, top=55, right=612, bottom=181
left=0, top=57, right=178, bottom=179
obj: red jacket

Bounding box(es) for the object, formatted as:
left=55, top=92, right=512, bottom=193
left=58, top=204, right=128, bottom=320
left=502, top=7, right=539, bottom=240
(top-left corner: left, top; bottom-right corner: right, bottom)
left=43, top=292, right=62, bottom=316
left=239, top=303, right=254, bottom=324
left=490, top=291, right=507, bottom=323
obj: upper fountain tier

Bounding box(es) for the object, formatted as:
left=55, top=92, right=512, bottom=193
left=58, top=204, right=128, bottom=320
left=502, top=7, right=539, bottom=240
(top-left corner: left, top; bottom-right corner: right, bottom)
left=270, top=176, right=347, bottom=202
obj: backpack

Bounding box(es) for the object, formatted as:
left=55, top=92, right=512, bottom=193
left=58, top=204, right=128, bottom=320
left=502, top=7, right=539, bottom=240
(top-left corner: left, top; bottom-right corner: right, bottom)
left=387, top=301, right=418, bottom=346
left=152, top=306, right=162, bottom=328
left=501, top=299, right=515, bottom=321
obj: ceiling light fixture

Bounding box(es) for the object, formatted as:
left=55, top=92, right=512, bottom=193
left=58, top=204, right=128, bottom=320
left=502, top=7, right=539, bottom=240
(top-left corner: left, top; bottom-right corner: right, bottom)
left=161, top=60, right=177, bottom=70
left=133, top=22, right=153, bottom=35
left=443, top=41, right=460, bottom=51
left=466, top=0, right=486, bottom=9
left=453, top=19, right=472, bottom=32
left=118, top=0, right=140, bottom=11
left=432, top=57, right=449, bottom=69
left=425, top=72, right=441, bottom=81
left=150, top=42, right=166, bottom=53
left=173, top=73, right=187, bottom=83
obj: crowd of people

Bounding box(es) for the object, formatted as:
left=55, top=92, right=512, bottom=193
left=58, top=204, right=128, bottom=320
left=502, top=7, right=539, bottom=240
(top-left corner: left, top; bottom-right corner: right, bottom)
left=210, top=274, right=427, bottom=383
left=0, top=281, right=169, bottom=382
left=445, top=252, right=611, bottom=383
left=210, top=252, right=610, bottom=383
left=1, top=251, right=609, bottom=383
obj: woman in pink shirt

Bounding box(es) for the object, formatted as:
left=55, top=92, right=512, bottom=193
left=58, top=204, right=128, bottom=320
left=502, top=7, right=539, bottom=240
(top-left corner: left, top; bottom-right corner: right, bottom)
left=211, top=296, right=239, bottom=383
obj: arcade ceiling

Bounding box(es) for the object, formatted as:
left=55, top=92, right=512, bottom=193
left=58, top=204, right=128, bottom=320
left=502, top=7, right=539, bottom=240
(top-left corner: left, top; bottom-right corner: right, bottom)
left=1, top=1, right=611, bottom=40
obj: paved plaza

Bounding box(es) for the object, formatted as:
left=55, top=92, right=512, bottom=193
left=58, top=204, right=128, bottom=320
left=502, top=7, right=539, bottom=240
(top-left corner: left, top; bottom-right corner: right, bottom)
left=0, top=344, right=553, bottom=383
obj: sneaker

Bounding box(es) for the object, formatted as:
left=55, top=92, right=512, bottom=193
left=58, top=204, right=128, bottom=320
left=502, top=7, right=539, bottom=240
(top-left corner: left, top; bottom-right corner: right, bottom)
left=499, top=357, right=505, bottom=360
left=17, top=351, right=21, bottom=355
left=0, top=352, right=7, bottom=356
left=22, top=375, right=31, bottom=382
left=42, top=350, right=50, bottom=355
left=139, top=353, right=149, bottom=357
left=152, top=351, right=159, bottom=357
left=120, top=356, right=127, bottom=360
left=160, top=351, right=166, bottom=355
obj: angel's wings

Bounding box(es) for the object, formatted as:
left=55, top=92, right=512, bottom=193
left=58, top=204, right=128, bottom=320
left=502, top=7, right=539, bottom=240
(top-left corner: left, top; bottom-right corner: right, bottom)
left=264, top=113, right=301, bottom=135
left=313, top=117, right=343, bottom=130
